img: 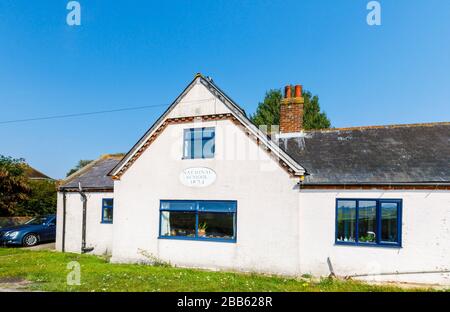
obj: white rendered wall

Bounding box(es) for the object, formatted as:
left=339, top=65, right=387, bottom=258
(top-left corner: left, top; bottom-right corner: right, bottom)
left=56, top=192, right=114, bottom=255
left=166, top=81, right=230, bottom=119
left=111, top=117, right=301, bottom=275
left=298, top=190, right=450, bottom=285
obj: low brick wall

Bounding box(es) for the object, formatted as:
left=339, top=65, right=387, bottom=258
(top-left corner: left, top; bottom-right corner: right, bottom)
left=0, top=217, right=33, bottom=228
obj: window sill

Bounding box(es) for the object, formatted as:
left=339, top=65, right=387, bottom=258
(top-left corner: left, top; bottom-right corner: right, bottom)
left=158, top=236, right=236, bottom=243
left=181, top=157, right=215, bottom=160
left=100, top=221, right=113, bottom=224
left=335, top=241, right=402, bottom=249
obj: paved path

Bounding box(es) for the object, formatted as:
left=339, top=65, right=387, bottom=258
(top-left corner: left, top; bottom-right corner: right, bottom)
left=0, top=279, right=34, bottom=292
left=27, top=242, right=55, bottom=250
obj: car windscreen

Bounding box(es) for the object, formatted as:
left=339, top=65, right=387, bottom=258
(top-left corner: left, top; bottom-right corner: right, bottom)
left=24, top=217, right=50, bottom=225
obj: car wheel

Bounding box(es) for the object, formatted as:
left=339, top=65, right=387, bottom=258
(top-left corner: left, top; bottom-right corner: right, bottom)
left=22, top=233, right=39, bottom=247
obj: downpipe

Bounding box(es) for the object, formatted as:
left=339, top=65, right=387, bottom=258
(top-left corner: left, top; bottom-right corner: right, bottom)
left=62, top=190, right=67, bottom=252
left=77, top=183, right=94, bottom=254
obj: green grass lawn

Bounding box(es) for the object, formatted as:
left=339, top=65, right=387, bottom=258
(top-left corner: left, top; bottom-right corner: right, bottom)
left=0, top=248, right=438, bottom=292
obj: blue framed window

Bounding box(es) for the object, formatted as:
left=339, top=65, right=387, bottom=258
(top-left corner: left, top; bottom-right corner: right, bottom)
left=183, top=127, right=215, bottom=159
left=101, top=198, right=114, bottom=224
left=336, top=198, right=402, bottom=247
left=159, top=200, right=236, bottom=242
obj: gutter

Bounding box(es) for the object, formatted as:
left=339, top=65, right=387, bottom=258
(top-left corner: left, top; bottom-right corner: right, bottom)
left=298, top=181, right=450, bottom=190
left=59, top=187, right=114, bottom=193
left=302, top=182, right=450, bottom=186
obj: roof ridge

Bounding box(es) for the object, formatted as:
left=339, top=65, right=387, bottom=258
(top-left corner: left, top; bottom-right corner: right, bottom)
left=304, top=121, right=450, bottom=132
left=100, top=153, right=125, bottom=160
left=24, top=165, right=52, bottom=180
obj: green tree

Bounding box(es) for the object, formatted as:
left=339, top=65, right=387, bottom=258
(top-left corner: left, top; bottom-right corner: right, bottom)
left=303, top=90, right=331, bottom=130
left=250, top=88, right=331, bottom=131
left=250, top=89, right=283, bottom=133
left=16, top=180, right=57, bottom=216
left=66, top=159, right=93, bottom=177
left=0, top=156, right=30, bottom=216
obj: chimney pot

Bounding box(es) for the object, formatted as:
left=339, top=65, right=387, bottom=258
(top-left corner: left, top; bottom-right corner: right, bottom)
left=294, top=85, right=302, bottom=98
left=284, top=85, right=292, bottom=99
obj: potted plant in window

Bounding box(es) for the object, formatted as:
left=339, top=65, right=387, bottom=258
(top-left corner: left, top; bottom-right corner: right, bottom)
left=359, top=231, right=376, bottom=243
left=198, top=222, right=208, bottom=237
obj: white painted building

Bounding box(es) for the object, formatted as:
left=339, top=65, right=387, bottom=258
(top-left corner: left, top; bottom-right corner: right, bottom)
left=57, top=74, right=450, bottom=285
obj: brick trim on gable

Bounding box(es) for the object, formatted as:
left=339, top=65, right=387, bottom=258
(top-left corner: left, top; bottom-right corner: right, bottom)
left=112, top=113, right=298, bottom=179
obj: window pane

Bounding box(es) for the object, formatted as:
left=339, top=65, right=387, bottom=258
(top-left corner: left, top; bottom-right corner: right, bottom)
left=103, top=199, right=113, bottom=207
left=193, top=139, right=203, bottom=158
left=381, top=202, right=399, bottom=243
left=202, top=128, right=215, bottom=138
left=198, top=212, right=234, bottom=239
left=184, top=129, right=192, bottom=140
left=160, top=211, right=196, bottom=237
left=202, top=137, right=215, bottom=158
left=199, top=201, right=236, bottom=212
left=337, top=200, right=356, bottom=242
left=202, top=128, right=215, bottom=158
left=358, top=201, right=377, bottom=243
left=184, top=138, right=192, bottom=159
left=103, top=207, right=113, bottom=222
left=191, top=129, right=202, bottom=158
left=183, top=129, right=195, bottom=159
left=161, top=201, right=196, bottom=211
left=192, top=128, right=203, bottom=138
left=183, top=128, right=215, bottom=159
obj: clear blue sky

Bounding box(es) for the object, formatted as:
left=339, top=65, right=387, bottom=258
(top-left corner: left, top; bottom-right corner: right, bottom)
left=1, top=0, right=449, bottom=179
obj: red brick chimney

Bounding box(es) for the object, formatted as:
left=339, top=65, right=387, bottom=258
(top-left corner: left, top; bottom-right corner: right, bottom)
left=280, top=84, right=304, bottom=133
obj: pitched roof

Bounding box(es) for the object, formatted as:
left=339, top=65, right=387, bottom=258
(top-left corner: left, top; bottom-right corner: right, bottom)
left=25, top=166, right=52, bottom=180
left=279, top=122, right=450, bottom=185
left=59, top=155, right=123, bottom=191
left=108, top=74, right=305, bottom=178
